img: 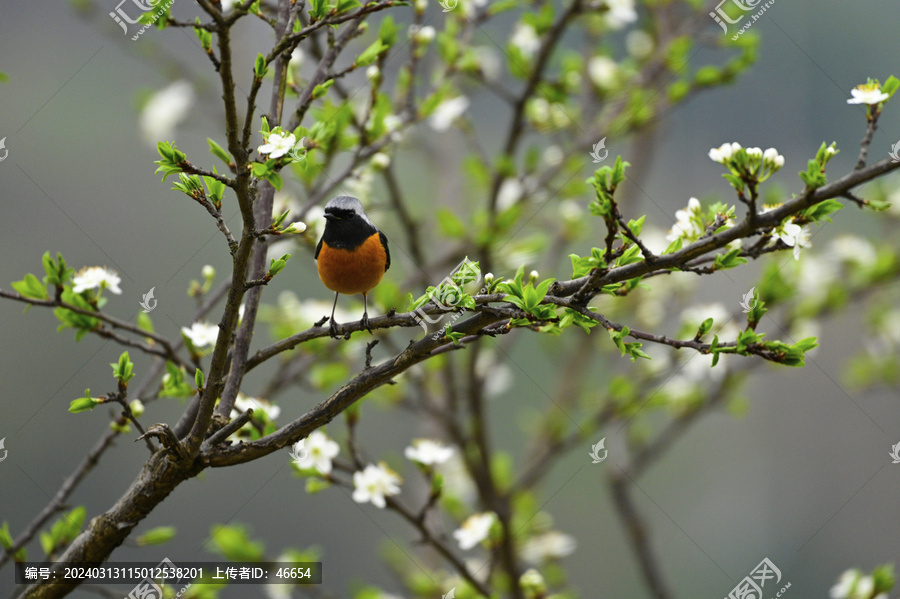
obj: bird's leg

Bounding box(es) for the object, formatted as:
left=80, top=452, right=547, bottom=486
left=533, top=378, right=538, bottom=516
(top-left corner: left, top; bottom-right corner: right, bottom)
left=361, top=292, right=373, bottom=333
left=328, top=292, right=340, bottom=338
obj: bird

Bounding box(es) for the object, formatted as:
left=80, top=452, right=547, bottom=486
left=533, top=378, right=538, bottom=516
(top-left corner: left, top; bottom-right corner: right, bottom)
left=315, top=196, right=390, bottom=337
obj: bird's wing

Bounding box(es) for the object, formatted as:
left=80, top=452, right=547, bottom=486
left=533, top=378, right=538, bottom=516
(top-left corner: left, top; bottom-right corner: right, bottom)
left=314, top=236, right=324, bottom=260
left=379, top=231, right=391, bottom=271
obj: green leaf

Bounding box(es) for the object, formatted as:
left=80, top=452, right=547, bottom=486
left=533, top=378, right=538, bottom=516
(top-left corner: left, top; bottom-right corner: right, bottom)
left=254, top=53, right=268, bottom=79
left=268, top=253, right=291, bottom=277
left=194, top=21, right=212, bottom=51
left=334, top=0, right=360, bottom=13
left=616, top=244, right=643, bottom=267
left=663, top=237, right=683, bottom=254
left=311, top=80, right=334, bottom=100
left=12, top=273, right=48, bottom=300
left=195, top=368, right=205, bottom=389
left=207, top=138, right=232, bottom=166
left=251, top=162, right=271, bottom=178
left=154, top=141, right=187, bottom=181
left=437, top=208, right=467, bottom=238
left=801, top=199, right=842, bottom=223
left=136, top=526, right=177, bottom=546
left=697, top=317, right=713, bottom=337
left=308, top=0, right=328, bottom=20
left=379, top=15, right=397, bottom=46
left=881, top=75, right=900, bottom=99
left=0, top=521, right=25, bottom=561
left=713, top=248, right=747, bottom=270
left=305, top=478, right=332, bottom=494
left=111, top=352, right=135, bottom=385
left=161, top=361, right=194, bottom=398
left=42, top=252, right=74, bottom=287
left=355, top=40, right=385, bottom=68
left=208, top=525, right=265, bottom=562
left=69, top=391, right=99, bottom=413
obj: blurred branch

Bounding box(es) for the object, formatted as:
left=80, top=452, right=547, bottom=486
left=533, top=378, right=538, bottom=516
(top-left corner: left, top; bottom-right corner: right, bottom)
left=855, top=109, right=881, bottom=170
left=0, top=430, right=119, bottom=570
left=0, top=290, right=183, bottom=365
left=609, top=468, right=675, bottom=599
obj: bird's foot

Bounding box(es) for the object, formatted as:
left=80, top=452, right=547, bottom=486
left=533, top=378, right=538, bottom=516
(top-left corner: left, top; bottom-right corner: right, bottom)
left=361, top=313, right=374, bottom=334
left=328, top=319, right=340, bottom=339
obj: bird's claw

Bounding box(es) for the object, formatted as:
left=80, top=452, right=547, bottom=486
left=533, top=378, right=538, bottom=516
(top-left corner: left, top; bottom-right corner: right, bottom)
left=328, top=319, right=340, bottom=339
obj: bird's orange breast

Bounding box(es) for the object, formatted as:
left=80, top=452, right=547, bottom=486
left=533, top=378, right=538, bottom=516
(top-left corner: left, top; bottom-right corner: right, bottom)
left=317, top=234, right=388, bottom=295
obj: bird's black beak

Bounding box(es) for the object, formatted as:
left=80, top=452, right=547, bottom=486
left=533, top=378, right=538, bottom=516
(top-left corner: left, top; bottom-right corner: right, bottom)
left=324, top=213, right=336, bottom=221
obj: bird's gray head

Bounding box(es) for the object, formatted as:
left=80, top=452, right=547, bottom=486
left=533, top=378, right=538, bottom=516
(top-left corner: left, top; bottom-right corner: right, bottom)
left=324, top=196, right=373, bottom=225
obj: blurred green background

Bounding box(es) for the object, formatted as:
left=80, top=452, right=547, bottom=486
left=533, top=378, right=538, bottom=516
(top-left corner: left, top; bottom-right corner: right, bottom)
left=1, top=0, right=899, bottom=597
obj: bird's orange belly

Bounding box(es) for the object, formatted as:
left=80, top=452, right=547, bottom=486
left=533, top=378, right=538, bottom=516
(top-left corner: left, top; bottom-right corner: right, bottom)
left=317, top=236, right=387, bottom=295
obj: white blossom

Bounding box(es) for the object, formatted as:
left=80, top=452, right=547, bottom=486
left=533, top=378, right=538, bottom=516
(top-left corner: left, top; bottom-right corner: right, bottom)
left=453, top=512, right=496, bottom=550
left=762, top=147, right=785, bottom=169
left=605, top=0, right=637, bottom=29
left=352, top=463, right=402, bottom=508
left=283, top=221, right=307, bottom=234
left=72, top=267, right=122, bottom=295
left=510, top=23, right=540, bottom=58
left=289, top=47, right=304, bottom=70
left=829, top=235, right=877, bottom=268
left=496, top=178, right=524, bottom=212
left=181, top=321, right=220, bottom=347
left=520, top=531, right=577, bottom=564
left=588, top=56, right=619, bottom=89
left=847, top=84, right=889, bottom=105
left=370, top=152, right=391, bottom=169
left=258, top=132, right=297, bottom=159
left=410, top=24, right=435, bottom=44
left=140, top=80, right=194, bottom=144
left=708, top=143, right=735, bottom=164
left=404, top=439, right=454, bottom=465
left=625, top=29, right=653, bottom=58
left=429, top=96, right=470, bottom=131
left=473, top=46, right=501, bottom=81
left=775, top=222, right=810, bottom=260
left=543, top=145, right=564, bottom=167
left=666, top=197, right=704, bottom=242
left=233, top=393, right=281, bottom=421
left=291, top=430, right=339, bottom=474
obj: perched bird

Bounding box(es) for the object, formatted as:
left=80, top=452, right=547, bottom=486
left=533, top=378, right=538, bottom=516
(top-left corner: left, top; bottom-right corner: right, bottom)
left=315, top=196, right=390, bottom=336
